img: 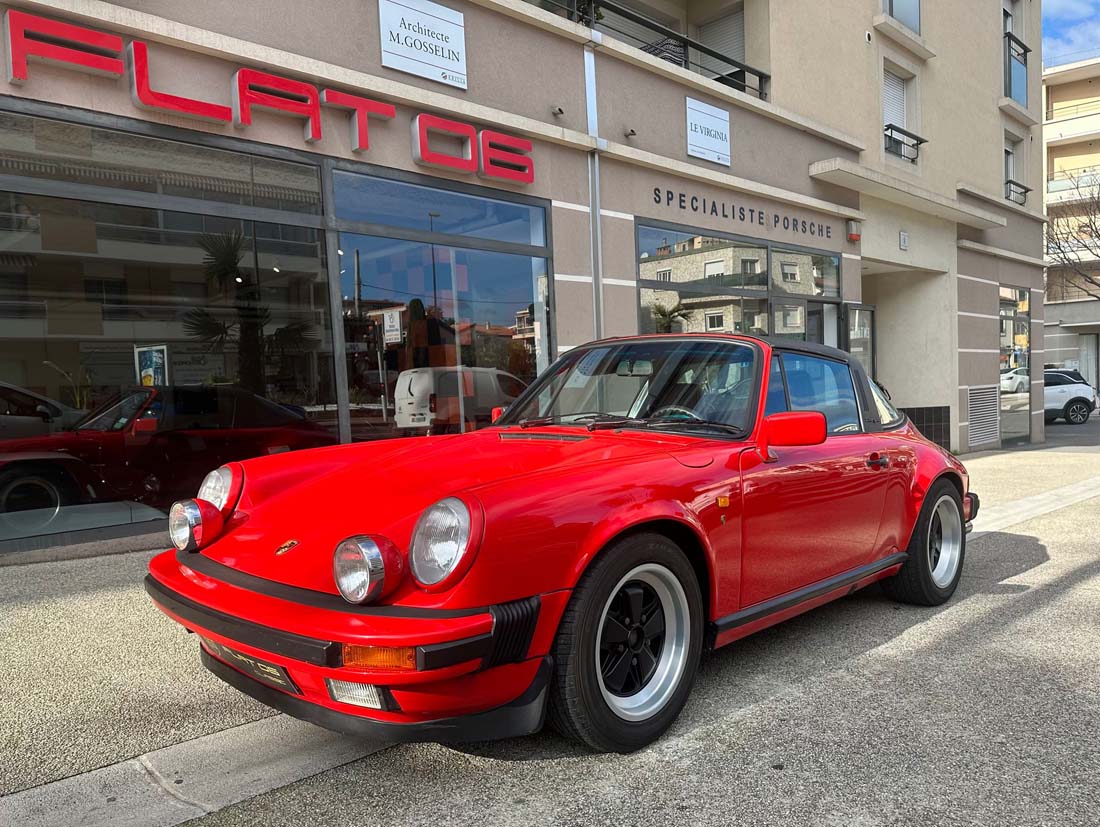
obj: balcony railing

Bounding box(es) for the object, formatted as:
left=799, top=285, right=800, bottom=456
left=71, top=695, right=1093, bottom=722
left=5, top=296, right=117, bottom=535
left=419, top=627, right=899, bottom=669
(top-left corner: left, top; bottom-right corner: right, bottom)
left=1004, top=32, right=1029, bottom=108
left=884, top=123, right=925, bottom=163
left=1047, top=166, right=1100, bottom=194
left=1004, top=179, right=1030, bottom=205
left=530, top=0, right=769, bottom=99
left=882, top=0, right=920, bottom=34
left=1046, top=97, right=1100, bottom=123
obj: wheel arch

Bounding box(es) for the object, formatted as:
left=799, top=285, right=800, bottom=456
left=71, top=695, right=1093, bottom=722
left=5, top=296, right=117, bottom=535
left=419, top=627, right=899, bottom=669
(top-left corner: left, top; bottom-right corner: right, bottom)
left=1063, top=397, right=1094, bottom=420
left=572, top=514, right=715, bottom=624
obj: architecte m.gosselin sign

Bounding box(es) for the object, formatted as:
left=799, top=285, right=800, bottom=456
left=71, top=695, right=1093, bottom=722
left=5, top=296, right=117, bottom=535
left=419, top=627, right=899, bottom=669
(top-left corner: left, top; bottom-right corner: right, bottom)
left=378, top=0, right=468, bottom=90
left=2, top=9, right=530, bottom=184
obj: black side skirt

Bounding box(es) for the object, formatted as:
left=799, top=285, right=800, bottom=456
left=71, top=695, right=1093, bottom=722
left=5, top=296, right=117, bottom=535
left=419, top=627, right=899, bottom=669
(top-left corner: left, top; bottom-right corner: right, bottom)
left=202, top=648, right=553, bottom=744
left=712, top=552, right=909, bottom=635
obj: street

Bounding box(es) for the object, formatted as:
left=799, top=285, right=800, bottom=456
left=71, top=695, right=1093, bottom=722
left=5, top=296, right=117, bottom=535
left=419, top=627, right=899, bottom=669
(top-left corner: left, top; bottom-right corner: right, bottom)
left=2, top=426, right=1099, bottom=827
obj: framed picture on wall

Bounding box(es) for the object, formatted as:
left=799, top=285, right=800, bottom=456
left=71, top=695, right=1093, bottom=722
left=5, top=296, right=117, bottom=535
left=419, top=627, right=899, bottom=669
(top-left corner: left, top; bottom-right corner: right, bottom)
left=134, top=344, right=168, bottom=387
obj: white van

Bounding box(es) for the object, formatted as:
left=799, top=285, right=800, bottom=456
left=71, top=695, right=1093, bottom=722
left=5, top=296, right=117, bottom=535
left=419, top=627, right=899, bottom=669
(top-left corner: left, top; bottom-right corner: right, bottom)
left=394, top=367, right=528, bottom=433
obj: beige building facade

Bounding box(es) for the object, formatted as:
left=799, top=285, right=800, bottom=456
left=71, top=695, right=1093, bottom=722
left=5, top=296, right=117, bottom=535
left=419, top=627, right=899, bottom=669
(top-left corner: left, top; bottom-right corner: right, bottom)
left=0, top=0, right=1046, bottom=545
left=1043, top=56, right=1100, bottom=389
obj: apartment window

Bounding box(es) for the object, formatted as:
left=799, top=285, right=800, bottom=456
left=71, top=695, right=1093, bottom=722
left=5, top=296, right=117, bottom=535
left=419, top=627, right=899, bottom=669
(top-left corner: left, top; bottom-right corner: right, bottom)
left=704, top=260, right=725, bottom=281
left=781, top=263, right=800, bottom=283
left=883, top=68, right=925, bottom=162
left=883, top=0, right=920, bottom=34
left=740, top=258, right=758, bottom=278
left=654, top=268, right=672, bottom=283
left=1003, top=1, right=1028, bottom=107
left=705, top=312, right=725, bottom=330
left=1004, top=136, right=1029, bottom=205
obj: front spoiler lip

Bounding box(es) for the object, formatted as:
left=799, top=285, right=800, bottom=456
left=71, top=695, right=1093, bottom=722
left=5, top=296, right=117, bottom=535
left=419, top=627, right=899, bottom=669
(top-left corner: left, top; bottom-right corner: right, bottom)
left=202, top=647, right=553, bottom=743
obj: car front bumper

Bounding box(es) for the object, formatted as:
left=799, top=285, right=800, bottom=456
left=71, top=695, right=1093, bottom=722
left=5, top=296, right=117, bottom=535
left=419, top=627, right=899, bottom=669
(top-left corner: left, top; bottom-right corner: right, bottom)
left=146, top=549, right=567, bottom=742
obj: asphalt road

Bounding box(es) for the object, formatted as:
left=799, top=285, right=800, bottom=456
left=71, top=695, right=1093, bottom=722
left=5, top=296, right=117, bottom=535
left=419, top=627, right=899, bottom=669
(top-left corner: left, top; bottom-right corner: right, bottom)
left=185, top=498, right=1100, bottom=827
left=2, top=437, right=1099, bottom=826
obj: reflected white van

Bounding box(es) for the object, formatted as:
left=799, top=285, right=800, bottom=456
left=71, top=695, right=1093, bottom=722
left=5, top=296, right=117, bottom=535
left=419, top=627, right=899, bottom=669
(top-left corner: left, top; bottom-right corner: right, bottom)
left=394, top=367, right=527, bottom=433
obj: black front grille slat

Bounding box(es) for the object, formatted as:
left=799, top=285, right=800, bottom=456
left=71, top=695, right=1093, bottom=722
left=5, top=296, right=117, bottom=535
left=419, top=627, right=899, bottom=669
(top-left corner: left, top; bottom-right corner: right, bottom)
left=483, top=596, right=541, bottom=668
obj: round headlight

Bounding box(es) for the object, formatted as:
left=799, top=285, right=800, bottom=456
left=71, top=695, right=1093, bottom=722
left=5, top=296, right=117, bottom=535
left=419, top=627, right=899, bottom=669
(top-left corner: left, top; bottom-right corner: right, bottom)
left=333, top=537, right=386, bottom=604
left=169, top=499, right=201, bottom=552
left=198, top=466, right=234, bottom=512
left=409, top=497, right=472, bottom=587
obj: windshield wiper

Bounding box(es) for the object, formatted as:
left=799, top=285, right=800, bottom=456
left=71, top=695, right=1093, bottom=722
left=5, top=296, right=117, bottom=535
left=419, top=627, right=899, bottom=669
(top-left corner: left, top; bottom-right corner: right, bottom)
left=645, top=418, right=747, bottom=436
left=519, top=413, right=627, bottom=429
left=585, top=416, right=650, bottom=431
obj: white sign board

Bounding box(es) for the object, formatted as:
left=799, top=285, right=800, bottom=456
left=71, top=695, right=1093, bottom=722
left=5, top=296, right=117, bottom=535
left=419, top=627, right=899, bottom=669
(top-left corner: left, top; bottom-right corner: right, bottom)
left=379, top=0, right=467, bottom=90
left=383, top=310, right=403, bottom=344
left=685, top=97, right=730, bottom=167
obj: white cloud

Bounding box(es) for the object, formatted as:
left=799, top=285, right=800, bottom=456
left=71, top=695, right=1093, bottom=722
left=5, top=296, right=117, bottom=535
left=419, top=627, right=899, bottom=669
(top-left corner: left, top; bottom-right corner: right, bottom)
left=1044, top=16, right=1100, bottom=66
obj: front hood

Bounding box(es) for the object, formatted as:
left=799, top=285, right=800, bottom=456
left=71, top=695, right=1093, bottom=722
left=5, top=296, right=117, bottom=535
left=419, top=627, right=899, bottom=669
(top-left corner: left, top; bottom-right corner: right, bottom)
left=201, top=427, right=694, bottom=594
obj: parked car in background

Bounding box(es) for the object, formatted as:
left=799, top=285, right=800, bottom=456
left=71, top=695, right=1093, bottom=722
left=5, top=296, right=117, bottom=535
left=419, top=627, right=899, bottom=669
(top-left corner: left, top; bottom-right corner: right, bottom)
left=1044, top=370, right=1097, bottom=425
left=147, top=335, right=978, bottom=753
left=394, top=366, right=527, bottom=433
left=0, top=385, right=337, bottom=528
left=0, top=382, right=86, bottom=438
left=999, top=367, right=1029, bottom=394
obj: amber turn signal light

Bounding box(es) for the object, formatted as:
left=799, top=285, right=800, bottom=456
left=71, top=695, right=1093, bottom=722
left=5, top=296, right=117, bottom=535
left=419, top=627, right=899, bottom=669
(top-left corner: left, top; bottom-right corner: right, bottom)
left=341, top=644, right=417, bottom=670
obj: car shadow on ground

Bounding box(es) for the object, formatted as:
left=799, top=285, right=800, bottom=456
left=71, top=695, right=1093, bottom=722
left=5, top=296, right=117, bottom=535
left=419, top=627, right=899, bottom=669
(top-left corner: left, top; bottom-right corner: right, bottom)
left=447, top=529, right=1051, bottom=762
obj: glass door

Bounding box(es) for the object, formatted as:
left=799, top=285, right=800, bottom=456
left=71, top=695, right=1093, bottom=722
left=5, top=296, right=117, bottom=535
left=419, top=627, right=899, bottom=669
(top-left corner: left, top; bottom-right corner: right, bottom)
left=844, top=304, right=875, bottom=377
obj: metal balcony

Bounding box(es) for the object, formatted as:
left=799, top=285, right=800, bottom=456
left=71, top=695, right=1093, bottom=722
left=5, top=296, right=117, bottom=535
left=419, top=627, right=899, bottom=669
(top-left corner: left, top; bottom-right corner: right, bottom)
left=883, top=123, right=925, bottom=163
left=530, top=0, right=769, bottom=99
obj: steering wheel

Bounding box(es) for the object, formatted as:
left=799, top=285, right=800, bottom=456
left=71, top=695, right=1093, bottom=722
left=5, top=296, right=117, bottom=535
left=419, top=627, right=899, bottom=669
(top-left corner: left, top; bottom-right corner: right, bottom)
left=650, top=405, right=703, bottom=421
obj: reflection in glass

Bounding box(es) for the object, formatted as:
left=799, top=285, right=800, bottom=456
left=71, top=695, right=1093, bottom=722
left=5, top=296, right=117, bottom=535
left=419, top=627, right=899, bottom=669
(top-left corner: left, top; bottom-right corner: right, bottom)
left=0, top=111, right=321, bottom=214
left=770, top=249, right=840, bottom=297
left=340, top=234, right=548, bottom=440
left=998, top=286, right=1030, bottom=444
left=637, top=226, right=767, bottom=291
left=847, top=307, right=875, bottom=377
left=333, top=172, right=546, bottom=246
left=0, top=190, right=336, bottom=540
left=641, top=288, right=769, bottom=336
left=772, top=302, right=806, bottom=339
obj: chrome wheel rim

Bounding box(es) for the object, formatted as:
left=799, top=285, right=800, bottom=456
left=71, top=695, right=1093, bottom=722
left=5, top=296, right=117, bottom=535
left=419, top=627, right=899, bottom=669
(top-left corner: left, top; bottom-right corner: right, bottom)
left=0, top=476, right=62, bottom=532
left=595, top=563, right=690, bottom=722
left=1068, top=403, right=1089, bottom=424
left=928, top=495, right=963, bottom=589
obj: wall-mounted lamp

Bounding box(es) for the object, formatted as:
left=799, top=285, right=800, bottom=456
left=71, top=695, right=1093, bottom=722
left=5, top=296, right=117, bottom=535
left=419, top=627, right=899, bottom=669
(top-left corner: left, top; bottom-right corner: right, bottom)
left=624, top=128, right=637, bottom=138
left=551, top=106, right=564, bottom=117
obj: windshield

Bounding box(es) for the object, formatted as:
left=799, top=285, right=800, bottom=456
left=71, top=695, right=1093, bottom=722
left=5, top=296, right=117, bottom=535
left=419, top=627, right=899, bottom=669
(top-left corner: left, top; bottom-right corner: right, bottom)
left=500, top=339, right=758, bottom=434
left=76, top=390, right=153, bottom=432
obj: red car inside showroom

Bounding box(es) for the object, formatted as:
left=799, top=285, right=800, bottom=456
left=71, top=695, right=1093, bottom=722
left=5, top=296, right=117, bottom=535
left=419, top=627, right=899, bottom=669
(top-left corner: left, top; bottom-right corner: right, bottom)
left=147, top=334, right=978, bottom=753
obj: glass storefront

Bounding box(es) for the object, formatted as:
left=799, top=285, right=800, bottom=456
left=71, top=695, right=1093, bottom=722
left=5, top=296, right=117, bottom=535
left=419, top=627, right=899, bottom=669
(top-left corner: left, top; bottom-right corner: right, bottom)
left=998, top=286, right=1031, bottom=444
left=0, top=108, right=550, bottom=543
left=636, top=223, right=842, bottom=347
left=334, top=172, right=551, bottom=441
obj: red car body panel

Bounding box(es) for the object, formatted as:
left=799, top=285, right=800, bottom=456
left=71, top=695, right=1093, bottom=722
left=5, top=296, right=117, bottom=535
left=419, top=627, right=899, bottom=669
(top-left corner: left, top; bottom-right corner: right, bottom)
left=146, top=334, right=974, bottom=742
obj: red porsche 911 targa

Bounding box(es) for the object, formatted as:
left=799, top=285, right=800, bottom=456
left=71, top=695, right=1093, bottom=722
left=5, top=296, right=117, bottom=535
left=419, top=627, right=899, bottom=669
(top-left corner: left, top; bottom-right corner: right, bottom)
left=147, top=335, right=979, bottom=753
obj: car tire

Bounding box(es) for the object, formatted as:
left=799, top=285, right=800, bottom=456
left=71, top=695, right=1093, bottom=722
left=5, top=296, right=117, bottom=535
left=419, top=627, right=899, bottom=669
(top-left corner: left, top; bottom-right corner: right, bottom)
left=0, top=466, right=78, bottom=531
left=881, top=479, right=965, bottom=607
left=1064, top=399, right=1092, bottom=425
left=548, top=532, right=703, bottom=753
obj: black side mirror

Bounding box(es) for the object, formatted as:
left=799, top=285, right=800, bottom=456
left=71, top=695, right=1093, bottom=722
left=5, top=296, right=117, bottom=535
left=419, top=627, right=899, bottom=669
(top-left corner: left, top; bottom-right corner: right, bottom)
left=35, top=404, right=53, bottom=423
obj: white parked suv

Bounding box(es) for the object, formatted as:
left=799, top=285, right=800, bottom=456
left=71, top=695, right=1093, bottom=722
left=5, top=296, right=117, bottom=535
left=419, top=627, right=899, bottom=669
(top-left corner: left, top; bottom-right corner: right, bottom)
left=1044, top=370, right=1097, bottom=425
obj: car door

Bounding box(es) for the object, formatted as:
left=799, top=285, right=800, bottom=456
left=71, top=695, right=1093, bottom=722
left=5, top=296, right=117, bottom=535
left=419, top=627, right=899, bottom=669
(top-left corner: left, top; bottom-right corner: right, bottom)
left=738, top=351, right=891, bottom=607
left=0, top=387, right=54, bottom=438
left=1044, top=372, right=1072, bottom=412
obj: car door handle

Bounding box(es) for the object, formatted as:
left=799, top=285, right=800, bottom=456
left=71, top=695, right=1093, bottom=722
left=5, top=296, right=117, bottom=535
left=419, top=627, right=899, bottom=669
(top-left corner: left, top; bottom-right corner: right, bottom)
left=866, top=453, right=889, bottom=469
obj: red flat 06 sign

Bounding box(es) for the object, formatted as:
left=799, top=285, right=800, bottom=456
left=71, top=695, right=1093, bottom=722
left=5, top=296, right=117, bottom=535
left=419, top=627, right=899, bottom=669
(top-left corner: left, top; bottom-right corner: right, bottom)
left=2, top=9, right=534, bottom=185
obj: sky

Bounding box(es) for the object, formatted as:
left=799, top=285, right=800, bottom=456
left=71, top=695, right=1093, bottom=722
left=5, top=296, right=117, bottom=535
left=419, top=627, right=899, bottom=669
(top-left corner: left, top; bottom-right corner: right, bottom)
left=1043, top=0, right=1100, bottom=67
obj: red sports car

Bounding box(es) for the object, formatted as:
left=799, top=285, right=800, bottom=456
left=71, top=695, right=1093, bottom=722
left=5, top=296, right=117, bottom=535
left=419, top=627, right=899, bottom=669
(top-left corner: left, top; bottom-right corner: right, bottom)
left=147, top=335, right=978, bottom=753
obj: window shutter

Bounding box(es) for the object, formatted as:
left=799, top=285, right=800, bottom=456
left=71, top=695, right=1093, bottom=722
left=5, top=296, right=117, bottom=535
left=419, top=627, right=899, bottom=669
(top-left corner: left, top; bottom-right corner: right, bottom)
left=883, top=69, right=907, bottom=128
left=694, top=11, right=745, bottom=77
left=598, top=9, right=667, bottom=52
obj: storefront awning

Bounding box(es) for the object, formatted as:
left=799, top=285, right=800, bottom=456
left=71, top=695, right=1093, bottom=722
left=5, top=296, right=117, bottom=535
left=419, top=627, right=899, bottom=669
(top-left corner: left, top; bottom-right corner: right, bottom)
left=809, top=158, right=1006, bottom=230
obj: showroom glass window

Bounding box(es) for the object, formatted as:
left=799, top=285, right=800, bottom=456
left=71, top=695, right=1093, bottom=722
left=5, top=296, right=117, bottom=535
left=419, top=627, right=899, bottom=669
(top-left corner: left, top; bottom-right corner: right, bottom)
left=332, top=171, right=551, bottom=441
left=636, top=224, right=842, bottom=347
left=0, top=111, right=335, bottom=542
left=998, top=286, right=1031, bottom=445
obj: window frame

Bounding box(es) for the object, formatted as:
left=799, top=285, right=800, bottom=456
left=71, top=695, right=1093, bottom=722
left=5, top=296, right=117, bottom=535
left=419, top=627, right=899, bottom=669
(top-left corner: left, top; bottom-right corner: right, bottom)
left=774, top=349, right=866, bottom=436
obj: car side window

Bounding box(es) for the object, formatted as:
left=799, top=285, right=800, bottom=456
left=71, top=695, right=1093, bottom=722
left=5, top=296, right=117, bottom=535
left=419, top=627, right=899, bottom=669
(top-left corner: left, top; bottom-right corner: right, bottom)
left=1044, top=373, right=1070, bottom=387
left=779, top=352, right=861, bottom=434
left=763, top=356, right=788, bottom=416
left=868, top=380, right=903, bottom=428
